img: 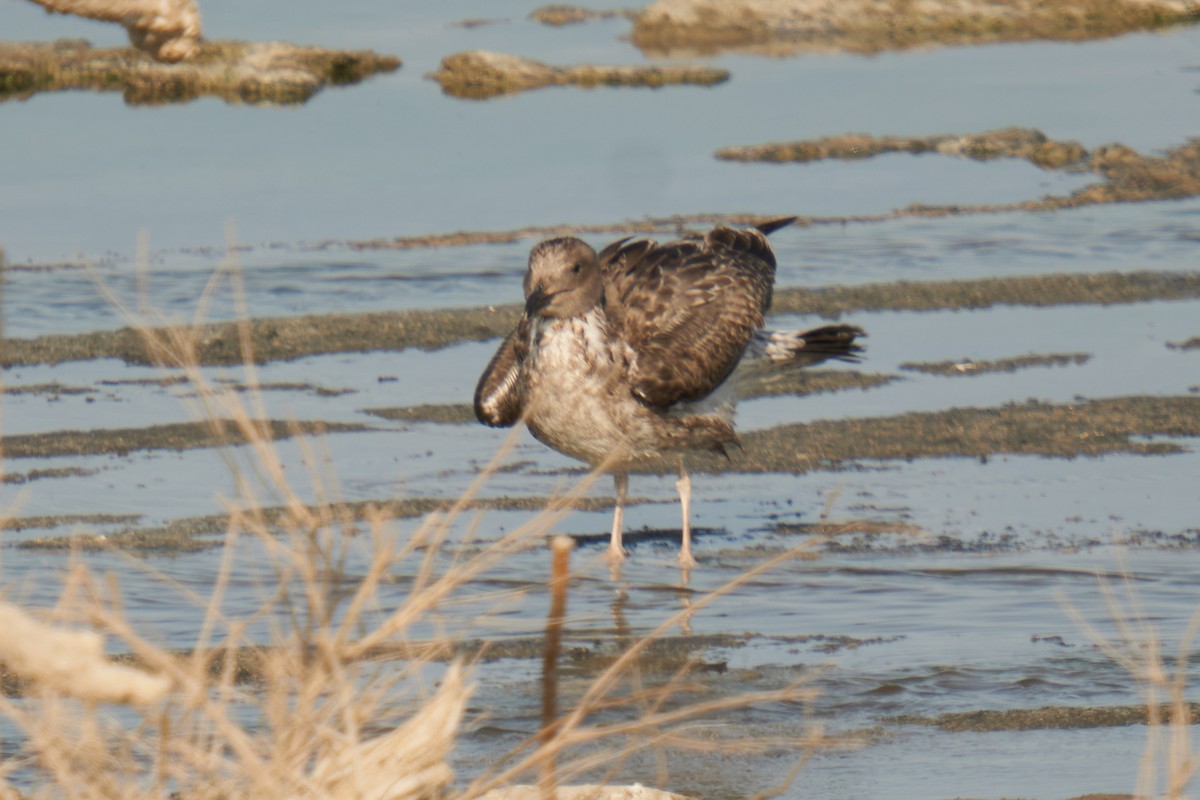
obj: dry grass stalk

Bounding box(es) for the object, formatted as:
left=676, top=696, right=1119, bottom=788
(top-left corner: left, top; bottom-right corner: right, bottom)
left=304, top=663, right=471, bottom=800
left=539, top=536, right=575, bottom=800
left=1061, top=570, right=1200, bottom=798
left=0, top=232, right=845, bottom=798
left=0, top=600, right=169, bottom=705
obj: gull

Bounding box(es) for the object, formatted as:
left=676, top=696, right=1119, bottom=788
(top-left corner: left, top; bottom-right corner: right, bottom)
left=474, top=219, right=864, bottom=567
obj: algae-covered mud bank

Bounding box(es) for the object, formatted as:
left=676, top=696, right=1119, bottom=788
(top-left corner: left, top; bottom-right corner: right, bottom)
left=629, top=0, right=1199, bottom=54
left=428, top=49, right=727, bottom=99
left=717, top=127, right=1200, bottom=211
left=0, top=39, right=400, bottom=105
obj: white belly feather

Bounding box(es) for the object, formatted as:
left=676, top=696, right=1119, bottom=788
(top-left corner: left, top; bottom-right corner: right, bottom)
left=522, top=311, right=735, bottom=466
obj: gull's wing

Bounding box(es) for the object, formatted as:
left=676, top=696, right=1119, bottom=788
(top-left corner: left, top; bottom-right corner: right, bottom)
left=473, top=318, right=530, bottom=427
left=598, top=224, right=781, bottom=409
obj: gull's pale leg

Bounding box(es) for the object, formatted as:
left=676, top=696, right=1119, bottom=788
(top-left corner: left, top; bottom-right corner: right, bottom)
left=609, top=472, right=628, bottom=562
left=676, top=460, right=697, bottom=568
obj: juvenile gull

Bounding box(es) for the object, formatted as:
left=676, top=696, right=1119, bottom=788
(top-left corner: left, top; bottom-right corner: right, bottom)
left=474, top=219, right=864, bottom=567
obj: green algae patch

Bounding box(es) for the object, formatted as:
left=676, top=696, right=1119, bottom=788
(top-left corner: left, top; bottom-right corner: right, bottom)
left=428, top=49, right=728, bottom=99
left=0, top=38, right=400, bottom=106
left=2, top=420, right=369, bottom=459
left=891, top=702, right=1200, bottom=731
left=899, top=352, right=1091, bottom=377
left=717, top=128, right=1200, bottom=210
left=630, top=0, right=1199, bottom=56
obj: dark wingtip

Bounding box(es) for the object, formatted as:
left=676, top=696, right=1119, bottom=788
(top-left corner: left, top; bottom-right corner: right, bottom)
left=754, top=217, right=798, bottom=237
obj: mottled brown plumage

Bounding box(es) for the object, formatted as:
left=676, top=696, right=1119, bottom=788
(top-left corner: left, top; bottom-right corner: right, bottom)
left=474, top=219, right=864, bottom=568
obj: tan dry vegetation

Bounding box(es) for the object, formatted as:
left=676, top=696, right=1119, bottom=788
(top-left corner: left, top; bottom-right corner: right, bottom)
left=1061, top=575, right=1200, bottom=797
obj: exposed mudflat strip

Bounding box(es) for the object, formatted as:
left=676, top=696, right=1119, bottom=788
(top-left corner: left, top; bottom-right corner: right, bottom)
left=1, top=466, right=97, bottom=485
left=5, top=270, right=1198, bottom=367
left=0, top=39, right=400, bottom=106
left=3, top=420, right=369, bottom=459
left=1, top=513, right=141, bottom=532
left=706, top=395, right=1200, bottom=474
left=769, top=271, right=1200, bottom=318
left=530, top=5, right=636, bottom=26
left=428, top=50, right=727, bottom=99
left=718, top=129, right=1200, bottom=211
left=629, top=0, right=1199, bottom=56
left=893, top=702, right=1200, bottom=731
left=900, top=353, right=1091, bottom=377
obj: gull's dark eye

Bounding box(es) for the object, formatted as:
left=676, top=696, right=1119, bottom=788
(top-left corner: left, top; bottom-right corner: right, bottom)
left=571, top=262, right=583, bottom=274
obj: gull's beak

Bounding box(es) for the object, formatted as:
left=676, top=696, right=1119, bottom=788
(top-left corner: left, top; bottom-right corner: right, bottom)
left=525, top=284, right=553, bottom=316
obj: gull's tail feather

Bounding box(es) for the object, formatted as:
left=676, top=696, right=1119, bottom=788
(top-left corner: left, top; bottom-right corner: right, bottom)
left=750, top=324, right=866, bottom=367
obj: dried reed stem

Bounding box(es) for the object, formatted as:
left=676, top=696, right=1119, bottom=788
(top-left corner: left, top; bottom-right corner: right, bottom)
left=539, top=535, right=575, bottom=800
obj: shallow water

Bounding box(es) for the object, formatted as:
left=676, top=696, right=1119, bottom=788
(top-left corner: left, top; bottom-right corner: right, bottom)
left=3, top=3, right=1200, bottom=798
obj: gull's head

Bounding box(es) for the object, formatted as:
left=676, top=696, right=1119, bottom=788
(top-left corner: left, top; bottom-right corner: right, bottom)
left=523, top=237, right=602, bottom=319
